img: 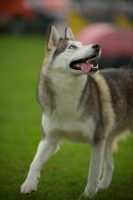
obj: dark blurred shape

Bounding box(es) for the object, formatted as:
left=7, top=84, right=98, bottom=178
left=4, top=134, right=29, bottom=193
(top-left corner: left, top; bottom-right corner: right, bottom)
left=76, top=23, right=133, bottom=69
left=0, top=0, right=70, bottom=34
left=0, top=0, right=36, bottom=33
left=74, top=0, right=133, bottom=24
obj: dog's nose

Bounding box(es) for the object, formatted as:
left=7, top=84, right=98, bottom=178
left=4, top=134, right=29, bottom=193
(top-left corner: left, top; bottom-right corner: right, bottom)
left=92, top=44, right=100, bottom=50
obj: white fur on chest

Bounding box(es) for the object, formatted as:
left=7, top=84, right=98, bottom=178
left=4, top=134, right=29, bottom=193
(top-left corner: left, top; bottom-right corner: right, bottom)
left=42, top=114, right=95, bottom=144
left=42, top=74, right=96, bottom=144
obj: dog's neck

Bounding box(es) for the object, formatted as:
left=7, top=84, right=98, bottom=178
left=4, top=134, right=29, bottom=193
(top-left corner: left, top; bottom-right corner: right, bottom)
left=38, top=68, right=89, bottom=115
left=41, top=69, right=88, bottom=120
left=44, top=71, right=87, bottom=95
left=50, top=71, right=87, bottom=91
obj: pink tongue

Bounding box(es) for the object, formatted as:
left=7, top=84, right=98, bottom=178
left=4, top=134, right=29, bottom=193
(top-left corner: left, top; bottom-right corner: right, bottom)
left=80, top=63, right=92, bottom=73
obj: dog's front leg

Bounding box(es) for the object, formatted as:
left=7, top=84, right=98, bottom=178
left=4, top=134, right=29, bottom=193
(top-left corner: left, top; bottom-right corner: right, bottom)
left=21, top=137, right=58, bottom=195
left=83, top=141, right=105, bottom=197
left=99, top=134, right=115, bottom=189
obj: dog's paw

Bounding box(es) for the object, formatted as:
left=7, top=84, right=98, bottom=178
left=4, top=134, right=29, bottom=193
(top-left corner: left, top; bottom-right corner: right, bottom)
left=21, top=170, right=40, bottom=195
left=98, top=181, right=109, bottom=190
left=21, top=180, right=37, bottom=195
left=83, top=187, right=96, bottom=198
left=78, top=193, right=92, bottom=200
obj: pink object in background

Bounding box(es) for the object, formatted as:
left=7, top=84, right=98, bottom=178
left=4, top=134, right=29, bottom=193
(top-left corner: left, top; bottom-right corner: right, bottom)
left=76, top=23, right=133, bottom=57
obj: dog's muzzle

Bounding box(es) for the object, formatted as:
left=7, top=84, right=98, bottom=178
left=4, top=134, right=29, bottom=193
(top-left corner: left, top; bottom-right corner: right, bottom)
left=70, top=44, right=101, bottom=73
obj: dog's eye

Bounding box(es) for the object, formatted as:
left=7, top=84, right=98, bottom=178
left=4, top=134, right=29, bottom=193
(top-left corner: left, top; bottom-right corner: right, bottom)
left=69, top=45, right=76, bottom=50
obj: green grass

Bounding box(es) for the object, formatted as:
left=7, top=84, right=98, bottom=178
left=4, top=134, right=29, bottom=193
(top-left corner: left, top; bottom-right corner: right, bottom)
left=0, top=34, right=133, bottom=200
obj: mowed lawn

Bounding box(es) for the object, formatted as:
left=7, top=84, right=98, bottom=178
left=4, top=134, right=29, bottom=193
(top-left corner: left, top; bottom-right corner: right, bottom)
left=0, top=34, right=133, bottom=200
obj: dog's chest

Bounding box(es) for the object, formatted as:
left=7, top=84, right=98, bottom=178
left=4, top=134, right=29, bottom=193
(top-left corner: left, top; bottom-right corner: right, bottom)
left=42, top=85, right=95, bottom=144
left=54, top=88, right=80, bottom=121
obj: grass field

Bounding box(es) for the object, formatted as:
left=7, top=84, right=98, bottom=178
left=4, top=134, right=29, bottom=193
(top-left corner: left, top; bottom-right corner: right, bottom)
left=0, top=34, right=133, bottom=200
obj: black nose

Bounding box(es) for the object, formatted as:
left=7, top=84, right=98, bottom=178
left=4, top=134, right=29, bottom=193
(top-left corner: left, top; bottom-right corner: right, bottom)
left=92, top=44, right=100, bottom=50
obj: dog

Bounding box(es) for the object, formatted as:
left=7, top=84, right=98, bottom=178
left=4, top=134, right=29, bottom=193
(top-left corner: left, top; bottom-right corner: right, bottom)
left=21, top=26, right=133, bottom=197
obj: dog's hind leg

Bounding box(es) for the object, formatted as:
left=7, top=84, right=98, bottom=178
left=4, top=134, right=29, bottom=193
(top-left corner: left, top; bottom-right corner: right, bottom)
left=100, top=118, right=132, bottom=190
left=83, top=140, right=105, bottom=197
left=99, top=134, right=115, bottom=190
left=21, top=137, right=59, bottom=195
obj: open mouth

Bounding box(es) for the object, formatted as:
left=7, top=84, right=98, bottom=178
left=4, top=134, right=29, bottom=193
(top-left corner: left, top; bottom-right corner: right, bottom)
left=70, top=54, right=99, bottom=73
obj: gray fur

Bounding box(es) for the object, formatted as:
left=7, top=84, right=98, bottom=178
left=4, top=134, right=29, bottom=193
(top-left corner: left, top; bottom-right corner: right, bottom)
left=37, top=71, right=56, bottom=113
left=101, top=68, right=133, bottom=126
left=53, top=38, right=70, bottom=59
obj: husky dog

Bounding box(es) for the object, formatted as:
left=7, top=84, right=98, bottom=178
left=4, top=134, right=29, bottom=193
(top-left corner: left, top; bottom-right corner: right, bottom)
left=21, top=26, right=133, bottom=197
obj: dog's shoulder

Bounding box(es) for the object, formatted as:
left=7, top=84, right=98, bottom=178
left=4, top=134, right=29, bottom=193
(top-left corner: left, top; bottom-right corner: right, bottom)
left=97, top=67, right=133, bottom=123
left=99, top=67, right=133, bottom=83
left=97, top=67, right=133, bottom=101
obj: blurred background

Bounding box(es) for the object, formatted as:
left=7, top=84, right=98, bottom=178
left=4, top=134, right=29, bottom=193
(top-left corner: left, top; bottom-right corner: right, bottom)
left=0, top=0, right=133, bottom=68
left=0, top=2, right=133, bottom=198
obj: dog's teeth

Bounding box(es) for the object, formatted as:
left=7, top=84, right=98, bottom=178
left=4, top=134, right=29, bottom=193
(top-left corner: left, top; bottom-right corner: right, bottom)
left=92, top=64, right=99, bottom=69
left=75, top=64, right=80, bottom=67
left=86, top=60, right=89, bottom=64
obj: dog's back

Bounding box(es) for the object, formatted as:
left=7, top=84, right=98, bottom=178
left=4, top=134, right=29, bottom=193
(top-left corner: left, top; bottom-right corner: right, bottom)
left=102, top=68, right=133, bottom=123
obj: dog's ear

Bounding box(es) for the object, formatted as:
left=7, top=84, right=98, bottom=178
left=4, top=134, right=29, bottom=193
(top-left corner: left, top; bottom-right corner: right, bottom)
left=65, top=27, right=75, bottom=40
left=46, top=26, right=60, bottom=52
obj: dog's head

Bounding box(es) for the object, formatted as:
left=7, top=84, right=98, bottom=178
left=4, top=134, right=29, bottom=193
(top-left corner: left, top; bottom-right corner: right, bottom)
left=44, top=26, right=101, bottom=75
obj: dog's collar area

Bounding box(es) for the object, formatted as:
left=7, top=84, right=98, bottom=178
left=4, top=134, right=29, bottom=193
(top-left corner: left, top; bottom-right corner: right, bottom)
left=70, top=55, right=99, bottom=73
